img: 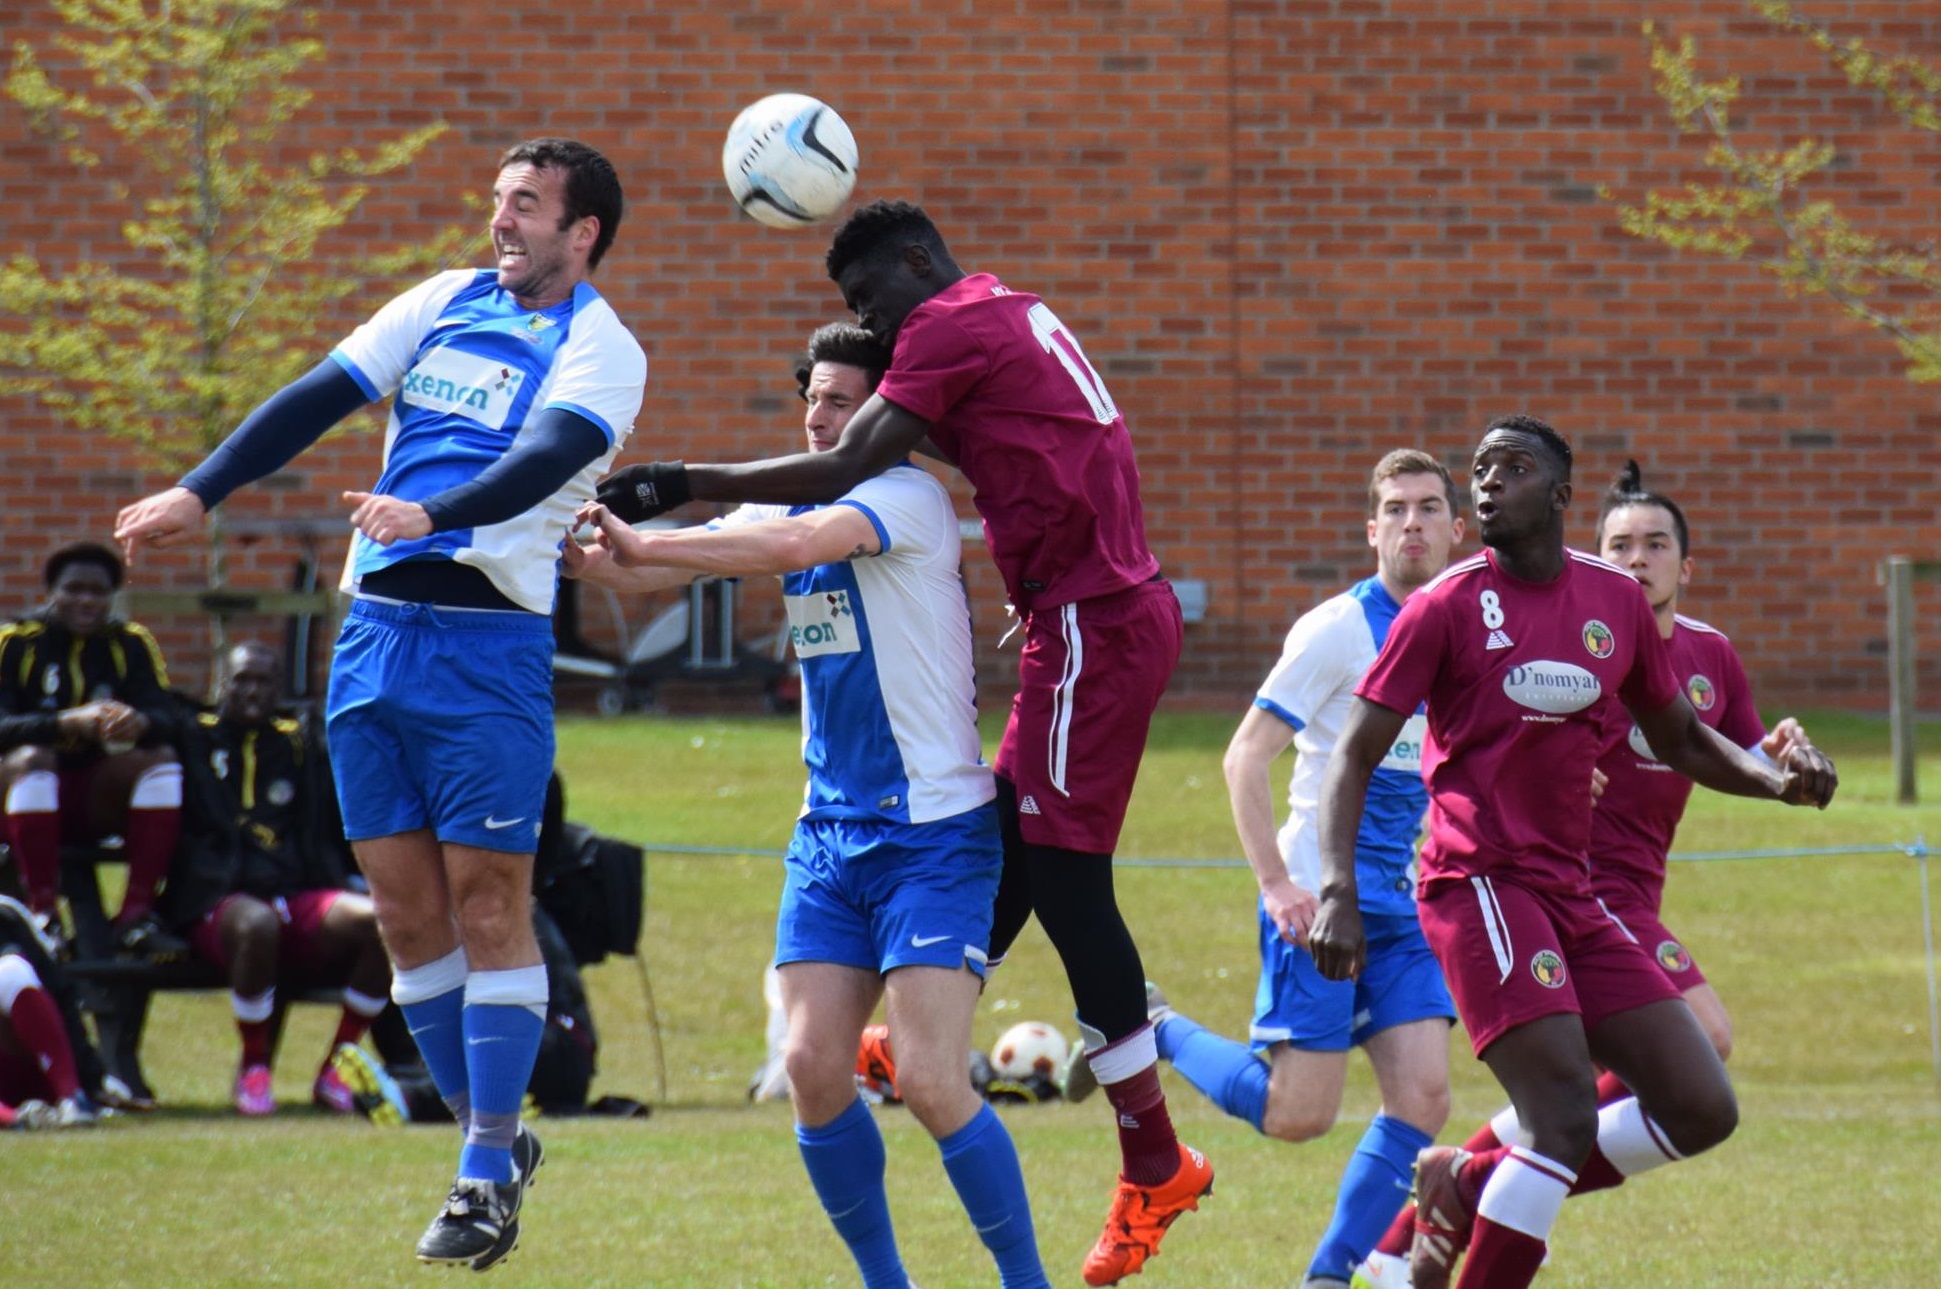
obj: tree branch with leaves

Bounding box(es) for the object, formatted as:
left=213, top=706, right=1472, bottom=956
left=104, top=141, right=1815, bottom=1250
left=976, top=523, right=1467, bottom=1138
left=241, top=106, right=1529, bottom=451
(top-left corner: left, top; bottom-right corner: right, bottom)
left=1610, top=0, right=1941, bottom=382
left=0, top=0, right=478, bottom=583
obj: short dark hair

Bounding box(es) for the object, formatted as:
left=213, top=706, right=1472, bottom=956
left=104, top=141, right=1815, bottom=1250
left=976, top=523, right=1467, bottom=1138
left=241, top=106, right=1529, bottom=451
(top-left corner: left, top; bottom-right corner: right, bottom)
left=499, top=137, right=624, bottom=270
left=1484, top=413, right=1573, bottom=482
left=45, top=541, right=123, bottom=590
left=795, top=322, right=894, bottom=400
left=825, top=199, right=950, bottom=282
left=1598, top=459, right=1690, bottom=557
left=1368, top=449, right=1459, bottom=516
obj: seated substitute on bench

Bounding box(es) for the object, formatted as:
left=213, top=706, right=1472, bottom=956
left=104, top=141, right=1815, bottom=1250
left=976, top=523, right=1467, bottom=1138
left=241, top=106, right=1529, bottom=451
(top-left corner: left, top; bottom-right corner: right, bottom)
left=156, top=641, right=393, bottom=1116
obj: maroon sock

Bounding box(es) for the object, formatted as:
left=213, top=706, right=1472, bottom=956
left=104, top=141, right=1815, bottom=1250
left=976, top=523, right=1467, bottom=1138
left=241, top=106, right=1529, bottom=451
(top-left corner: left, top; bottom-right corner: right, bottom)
left=1594, top=1069, right=1630, bottom=1106
left=1568, top=1144, right=1627, bottom=1196
left=239, top=1017, right=274, bottom=1068
left=7, top=984, right=80, bottom=1100
left=1373, top=1200, right=1417, bottom=1257
left=330, top=1007, right=374, bottom=1052
left=115, top=804, right=181, bottom=923
left=1456, top=1145, right=1508, bottom=1201
left=1454, top=1217, right=1547, bottom=1289
left=6, top=809, right=62, bottom=916
left=1101, top=1063, right=1181, bottom=1186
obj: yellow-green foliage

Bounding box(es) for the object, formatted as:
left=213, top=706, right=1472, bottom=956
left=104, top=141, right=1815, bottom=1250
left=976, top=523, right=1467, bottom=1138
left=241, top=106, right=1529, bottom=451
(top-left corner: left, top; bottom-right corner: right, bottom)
left=1611, top=2, right=1941, bottom=383
left=0, top=0, right=478, bottom=475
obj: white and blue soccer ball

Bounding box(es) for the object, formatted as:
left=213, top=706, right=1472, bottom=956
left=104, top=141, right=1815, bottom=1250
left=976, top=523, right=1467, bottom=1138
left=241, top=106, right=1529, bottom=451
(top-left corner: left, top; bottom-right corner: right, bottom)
left=991, top=1021, right=1070, bottom=1082
left=721, top=93, right=859, bottom=229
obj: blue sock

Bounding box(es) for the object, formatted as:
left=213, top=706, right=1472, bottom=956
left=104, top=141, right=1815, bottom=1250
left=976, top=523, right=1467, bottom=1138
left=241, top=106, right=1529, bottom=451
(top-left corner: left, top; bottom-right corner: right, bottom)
left=1158, top=1013, right=1270, bottom=1133
left=457, top=967, right=547, bottom=1185
left=797, top=1098, right=907, bottom=1289
left=395, top=952, right=471, bottom=1128
left=1308, top=1113, right=1434, bottom=1282
left=938, top=1104, right=1050, bottom=1289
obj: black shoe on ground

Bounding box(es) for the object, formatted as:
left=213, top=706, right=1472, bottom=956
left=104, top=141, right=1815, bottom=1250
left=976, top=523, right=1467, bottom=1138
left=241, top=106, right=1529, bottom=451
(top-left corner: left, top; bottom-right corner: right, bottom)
left=415, top=1176, right=523, bottom=1271
left=113, top=913, right=189, bottom=961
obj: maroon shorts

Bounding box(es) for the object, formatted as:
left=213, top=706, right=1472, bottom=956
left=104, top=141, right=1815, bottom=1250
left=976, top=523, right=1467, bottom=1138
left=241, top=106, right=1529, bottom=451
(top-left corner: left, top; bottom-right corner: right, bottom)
left=0, top=1045, right=54, bottom=1107
left=190, top=890, right=348, bottom=981
left=1598, top=892, right=1708, bottom=992
left=1419, top=874, right=1682, bottom=1056
left=994, top=579, right=1182, bottom=855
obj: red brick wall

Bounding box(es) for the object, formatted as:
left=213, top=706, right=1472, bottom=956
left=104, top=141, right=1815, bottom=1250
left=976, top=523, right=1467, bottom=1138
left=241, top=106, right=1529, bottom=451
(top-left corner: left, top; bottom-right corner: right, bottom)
left=4, top=0, right=1936, bottom=711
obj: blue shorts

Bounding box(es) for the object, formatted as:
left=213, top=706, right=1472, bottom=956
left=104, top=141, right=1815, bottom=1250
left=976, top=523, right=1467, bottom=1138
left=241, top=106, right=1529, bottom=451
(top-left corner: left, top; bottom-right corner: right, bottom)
left=326, top=596, right=555, bottom=853
left=1250, top=905, right=1455, bottom=1053
left=775, top=805, right=1001, bottom=977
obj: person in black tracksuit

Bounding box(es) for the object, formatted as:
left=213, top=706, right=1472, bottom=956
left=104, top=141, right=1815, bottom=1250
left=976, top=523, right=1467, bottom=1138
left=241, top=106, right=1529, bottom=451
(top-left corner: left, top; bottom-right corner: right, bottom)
left=160, top=641, right=393, bottom=1116
left=0, top=543, right=186, bottom=956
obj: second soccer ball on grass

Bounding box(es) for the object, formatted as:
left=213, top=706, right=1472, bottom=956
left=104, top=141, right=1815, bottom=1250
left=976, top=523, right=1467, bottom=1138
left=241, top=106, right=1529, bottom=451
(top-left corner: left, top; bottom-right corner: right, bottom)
left=990, top=1021, right=1071, bottom=1082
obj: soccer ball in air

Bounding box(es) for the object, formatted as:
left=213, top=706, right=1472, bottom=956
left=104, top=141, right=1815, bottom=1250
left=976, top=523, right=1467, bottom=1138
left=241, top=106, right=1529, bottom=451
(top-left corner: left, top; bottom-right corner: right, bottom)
left=990, top=1021, right=1070, bottom=1082
left=721, top=93, right=859, bottom=229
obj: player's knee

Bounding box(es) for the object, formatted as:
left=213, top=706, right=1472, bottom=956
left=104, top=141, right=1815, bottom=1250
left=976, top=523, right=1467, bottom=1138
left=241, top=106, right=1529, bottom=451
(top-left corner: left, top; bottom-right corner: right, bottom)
left=228, top=898, right=281, bottom=951
left=452, top=882, right=525, bottom=948
left=1388, top=1079, right=1452, bottom=1137
left=0, top=952, right=44, bottom=1011
left=782, top=1030, right=852, bottom=1106
left=894, top=1055, right=977, bottom=1133
left=1660, top=1080, right=1738, bottom=1157
left=1520, top=1097, right=1600, bottom=1168
left=2, top=745, right=56, bottom=778
left=1260, top=1096, right=1334, bottom=1143
left=338, top=895, right=382, bottom=942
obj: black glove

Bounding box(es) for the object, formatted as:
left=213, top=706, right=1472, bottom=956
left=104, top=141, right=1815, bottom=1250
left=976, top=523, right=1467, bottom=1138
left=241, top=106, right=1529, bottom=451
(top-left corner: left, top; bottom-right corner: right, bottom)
left=595, top=461, right=691, bottom=524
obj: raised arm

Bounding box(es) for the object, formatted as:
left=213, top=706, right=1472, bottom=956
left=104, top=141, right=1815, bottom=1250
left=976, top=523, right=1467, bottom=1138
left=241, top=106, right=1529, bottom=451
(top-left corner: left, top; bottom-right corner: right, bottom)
left=114, top=360, right=370, bottom=561
left=596, top=394, right=933, bottom=520
left=1631, top=695, right=1836, bottom=809
left=1308, top=696, right=1411, bottom=982
left=579, top=500, right=882, bottom=580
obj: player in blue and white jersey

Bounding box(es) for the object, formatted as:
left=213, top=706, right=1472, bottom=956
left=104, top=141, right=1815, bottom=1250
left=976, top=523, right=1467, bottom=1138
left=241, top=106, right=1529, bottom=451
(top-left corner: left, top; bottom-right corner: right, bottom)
left=569, top=323, right=1048, bottom=1289
left=1146, top=450, right=1464, bottom=1289
left=114, top=138, right=645, bottom=1271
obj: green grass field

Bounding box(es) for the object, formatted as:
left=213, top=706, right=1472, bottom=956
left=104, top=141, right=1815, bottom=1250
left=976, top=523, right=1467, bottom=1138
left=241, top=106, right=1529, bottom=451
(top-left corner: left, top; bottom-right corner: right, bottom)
left=6, top=711, right=1939, bottom=1286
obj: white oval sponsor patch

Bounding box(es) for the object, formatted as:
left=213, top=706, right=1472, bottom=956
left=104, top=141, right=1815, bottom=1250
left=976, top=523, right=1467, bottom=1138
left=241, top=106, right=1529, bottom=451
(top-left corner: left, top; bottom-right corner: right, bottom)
left=1502, top=660, right=1602, bottom=714
left=1627, top=723, right=1660, bottom=762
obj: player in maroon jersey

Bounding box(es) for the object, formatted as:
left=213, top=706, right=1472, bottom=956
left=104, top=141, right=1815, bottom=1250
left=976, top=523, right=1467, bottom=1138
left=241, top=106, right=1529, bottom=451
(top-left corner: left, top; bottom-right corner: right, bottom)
left=1349, top=459, right=1817, bottom=1288
left=1585, top=460, right=1812, bottom=1055
left=1310, top=417, right=1835, bottom=1289
left=596, top=200, right=1208, bottom=1286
